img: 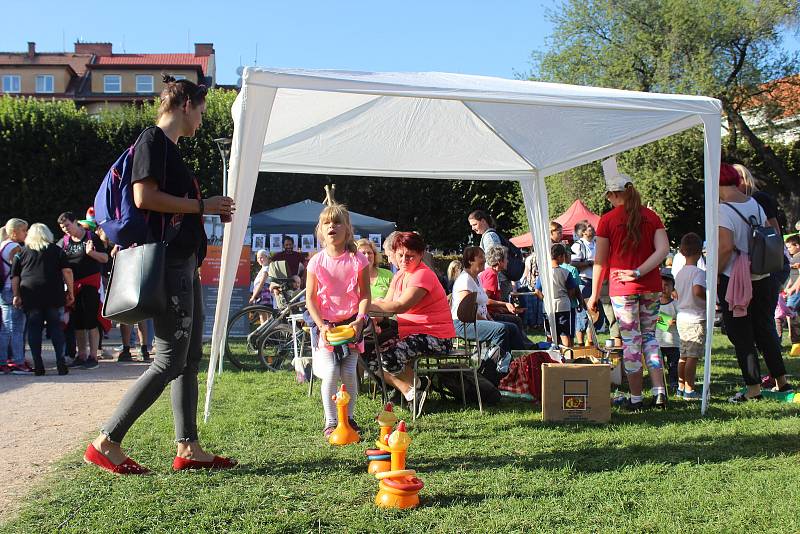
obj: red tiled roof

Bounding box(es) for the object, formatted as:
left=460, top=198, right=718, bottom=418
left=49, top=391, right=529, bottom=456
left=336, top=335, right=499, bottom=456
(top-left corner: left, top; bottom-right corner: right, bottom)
left=94, top=54, right=208, bottom=72
left=744, top=74, right=800, bottom=119
left=0, top=53, right=91, bottom=75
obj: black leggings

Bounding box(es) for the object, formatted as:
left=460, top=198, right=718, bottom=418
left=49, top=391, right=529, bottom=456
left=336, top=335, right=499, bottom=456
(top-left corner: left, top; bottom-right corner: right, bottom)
left=718, top=275, right=787, bottom=386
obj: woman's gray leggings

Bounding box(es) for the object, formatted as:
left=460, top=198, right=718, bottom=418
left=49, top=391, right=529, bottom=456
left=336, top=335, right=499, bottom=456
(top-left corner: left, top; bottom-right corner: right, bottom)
left=101, top=254, right=204, bottom=443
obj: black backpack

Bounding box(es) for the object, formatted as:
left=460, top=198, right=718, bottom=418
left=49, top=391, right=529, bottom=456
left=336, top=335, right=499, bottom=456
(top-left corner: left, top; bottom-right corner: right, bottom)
left=434, top=365, right=502, bottom=406
left=723, top=202, right=784, bottom=275
left=486, top=230, right=524, bottom=282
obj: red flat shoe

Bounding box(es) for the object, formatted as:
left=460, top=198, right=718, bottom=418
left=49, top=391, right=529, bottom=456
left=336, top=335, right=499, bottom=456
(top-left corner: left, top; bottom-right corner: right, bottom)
left=172, top=455, right=238, bottom=471
left=83, top=444, right=150, bottom=475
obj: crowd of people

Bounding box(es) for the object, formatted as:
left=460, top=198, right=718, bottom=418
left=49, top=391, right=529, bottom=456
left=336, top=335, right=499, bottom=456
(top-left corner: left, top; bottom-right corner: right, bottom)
left=2, top=74, right=797, bottom=474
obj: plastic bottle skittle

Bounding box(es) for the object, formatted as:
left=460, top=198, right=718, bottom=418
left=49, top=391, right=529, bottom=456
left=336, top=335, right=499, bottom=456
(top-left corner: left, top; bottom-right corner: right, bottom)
left=365, top=403, right=397, bottom=474
left=327, top=385, right=360, bottom=445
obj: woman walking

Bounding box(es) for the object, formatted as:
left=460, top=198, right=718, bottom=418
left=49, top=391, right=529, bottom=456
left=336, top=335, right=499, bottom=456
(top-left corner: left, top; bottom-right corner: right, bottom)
left=587, top=157, right=670, bottom=410
left=84, top=75, right=236, bottom=474
left=11, top=223, right=74, bottom=375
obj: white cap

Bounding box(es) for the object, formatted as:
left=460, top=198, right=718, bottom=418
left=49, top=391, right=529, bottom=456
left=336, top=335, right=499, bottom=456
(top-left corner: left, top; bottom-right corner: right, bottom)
left=602, top=156, right=633, bottom=192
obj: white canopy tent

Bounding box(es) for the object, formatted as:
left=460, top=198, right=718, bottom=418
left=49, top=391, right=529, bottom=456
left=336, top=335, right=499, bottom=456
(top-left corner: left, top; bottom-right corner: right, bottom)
left=204, top=68, right=722, bottom=419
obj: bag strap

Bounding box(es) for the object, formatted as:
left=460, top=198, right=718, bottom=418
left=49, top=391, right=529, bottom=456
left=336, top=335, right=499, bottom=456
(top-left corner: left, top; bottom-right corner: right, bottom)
left=723, top=201, right=761, bottom=228
left=140, top=127, right=171, bottom=243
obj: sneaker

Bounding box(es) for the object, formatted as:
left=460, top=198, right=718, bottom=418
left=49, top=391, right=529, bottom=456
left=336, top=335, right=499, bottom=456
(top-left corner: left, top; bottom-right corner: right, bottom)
left=57, top=365, right=69, bottom=376
left=682, top=390, right=700, bottom=401
left=413, top=376, right=432, bottom=417
left=67, top=357, right=86, bottom=368
left=620, top=398, right=645, bottom=412
left=81, top=358, right=99, bottom=370
left=323, top=425, right=336, bottom=438
left=728, top=391, right=762, bottom=403
left=139, top=348, right=151, bottom=362
left=675, top=388, right=685, bottom=399
left=652, top=392, right=668, bottom=410
left=117, top=348, right=133, bottom=362
left=9, top=363, right=34, bottom=375
left=790, top=343, right=800, bottom=357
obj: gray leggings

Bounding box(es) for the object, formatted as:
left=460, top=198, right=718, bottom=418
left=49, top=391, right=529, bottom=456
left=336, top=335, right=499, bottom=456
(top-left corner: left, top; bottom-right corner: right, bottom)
left=102, top=254, right=204, bottom=443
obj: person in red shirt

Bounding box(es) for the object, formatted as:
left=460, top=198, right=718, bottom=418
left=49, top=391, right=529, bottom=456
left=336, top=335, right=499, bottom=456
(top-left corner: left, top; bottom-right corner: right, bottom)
left=587, top=157, right=670, bottom=411
left=369, top=232, right=455, bottom=417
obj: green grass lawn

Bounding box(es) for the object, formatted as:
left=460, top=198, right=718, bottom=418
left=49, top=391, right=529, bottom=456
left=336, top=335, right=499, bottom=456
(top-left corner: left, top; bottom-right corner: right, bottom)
left=4, top=332, right=800, bottom=533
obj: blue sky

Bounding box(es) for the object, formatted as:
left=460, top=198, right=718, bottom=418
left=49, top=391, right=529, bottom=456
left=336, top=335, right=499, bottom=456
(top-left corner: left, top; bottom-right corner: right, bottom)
left=2, top=1, right=798, bottom=86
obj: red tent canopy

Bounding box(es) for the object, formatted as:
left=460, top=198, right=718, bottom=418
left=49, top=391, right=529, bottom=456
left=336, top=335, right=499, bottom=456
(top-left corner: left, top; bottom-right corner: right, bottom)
left=510, top=199, right=600, bottom=248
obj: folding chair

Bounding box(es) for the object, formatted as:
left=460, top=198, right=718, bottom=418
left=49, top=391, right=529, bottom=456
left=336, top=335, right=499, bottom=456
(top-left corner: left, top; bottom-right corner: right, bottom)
left=411, top=291, right=483, bottom=420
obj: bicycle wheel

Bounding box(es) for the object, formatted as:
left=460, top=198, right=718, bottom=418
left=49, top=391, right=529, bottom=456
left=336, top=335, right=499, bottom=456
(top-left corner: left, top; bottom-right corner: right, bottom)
left=224, top=305, right=274, bottom=369
left=258, top=323, right=299, bottom=371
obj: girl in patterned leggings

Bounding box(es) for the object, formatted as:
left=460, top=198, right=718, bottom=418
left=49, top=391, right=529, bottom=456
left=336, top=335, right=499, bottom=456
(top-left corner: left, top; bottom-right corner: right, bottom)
left=587, top=157, right=670, bottom=411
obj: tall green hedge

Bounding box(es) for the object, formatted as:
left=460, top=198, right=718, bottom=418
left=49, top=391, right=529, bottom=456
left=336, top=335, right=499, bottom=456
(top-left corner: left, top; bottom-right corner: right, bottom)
left=0, top=92, right=523, bottom=251
left=7, top=94, right=793, bottom=251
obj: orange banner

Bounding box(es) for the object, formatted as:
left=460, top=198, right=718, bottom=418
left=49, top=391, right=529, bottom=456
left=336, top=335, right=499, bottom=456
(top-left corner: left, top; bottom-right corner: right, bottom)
left=199, top=245, right=251, bottom=287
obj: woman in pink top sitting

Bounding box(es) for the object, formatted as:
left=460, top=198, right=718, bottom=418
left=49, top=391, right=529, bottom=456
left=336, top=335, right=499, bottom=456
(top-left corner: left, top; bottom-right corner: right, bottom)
left=369, top=232, right=455, bottom=417
left=305, top=204, right=371, bottom=437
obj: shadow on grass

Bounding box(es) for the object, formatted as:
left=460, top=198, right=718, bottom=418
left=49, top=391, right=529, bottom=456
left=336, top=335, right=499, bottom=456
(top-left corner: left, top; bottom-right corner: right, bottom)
left=415, top=428, right=800, bottom=478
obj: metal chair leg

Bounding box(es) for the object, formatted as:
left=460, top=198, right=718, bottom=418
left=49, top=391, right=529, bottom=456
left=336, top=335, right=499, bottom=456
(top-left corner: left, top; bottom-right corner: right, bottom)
left=473, top=367, right=483, bottom=413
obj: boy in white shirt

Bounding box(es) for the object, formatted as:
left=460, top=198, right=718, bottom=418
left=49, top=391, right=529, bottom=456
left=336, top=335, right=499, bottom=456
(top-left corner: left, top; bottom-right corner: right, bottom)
left=674, top=233, right=706, bottom=400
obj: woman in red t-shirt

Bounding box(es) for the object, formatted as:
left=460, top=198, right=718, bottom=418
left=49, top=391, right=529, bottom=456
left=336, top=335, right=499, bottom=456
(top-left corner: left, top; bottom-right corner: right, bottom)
left=369, top=232, right=455, bottom=417
left=587, top=157, right=670, bottom=410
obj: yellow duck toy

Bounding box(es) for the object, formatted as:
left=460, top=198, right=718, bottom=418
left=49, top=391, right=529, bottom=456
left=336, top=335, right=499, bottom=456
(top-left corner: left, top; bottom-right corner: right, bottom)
left=374, top=421, right=424, bottom=509
left=327, top=384, right=360, bottom=445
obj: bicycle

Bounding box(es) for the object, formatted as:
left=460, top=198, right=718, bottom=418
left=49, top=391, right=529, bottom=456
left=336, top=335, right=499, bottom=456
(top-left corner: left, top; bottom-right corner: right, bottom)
left=224, top=286, right=307, bottom=371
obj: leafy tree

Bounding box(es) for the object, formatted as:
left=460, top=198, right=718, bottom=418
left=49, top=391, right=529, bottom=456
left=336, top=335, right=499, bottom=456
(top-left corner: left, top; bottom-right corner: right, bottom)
left=530, top=0, right=800, bottom=222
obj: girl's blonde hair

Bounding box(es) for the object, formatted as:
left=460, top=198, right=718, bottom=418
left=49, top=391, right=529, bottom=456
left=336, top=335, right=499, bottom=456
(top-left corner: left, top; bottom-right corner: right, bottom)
left=4, top=218, right=28, bottom=241
left=355, top=238, right=383, bottom=267
left=316, top=204, right=357, bottom=253
left=733, top=164, right=758, bottom=195
left=447, top=259, right=462, bottom=281
left=25, top=223, right=53, bottom=252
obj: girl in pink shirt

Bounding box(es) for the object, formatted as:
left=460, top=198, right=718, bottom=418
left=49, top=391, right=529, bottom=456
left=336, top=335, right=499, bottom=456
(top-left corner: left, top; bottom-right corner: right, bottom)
left=305, top=204, right=370, bottom=438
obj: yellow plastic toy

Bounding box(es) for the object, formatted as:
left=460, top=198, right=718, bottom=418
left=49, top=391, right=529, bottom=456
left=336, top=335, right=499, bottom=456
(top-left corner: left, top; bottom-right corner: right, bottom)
left=365, top=403, right=398, bottom=474
left=327, top=384, right=361, bottom=445
left=326, top=325, right=356, bottom=346
left=374, top=421, right=424, bottom=509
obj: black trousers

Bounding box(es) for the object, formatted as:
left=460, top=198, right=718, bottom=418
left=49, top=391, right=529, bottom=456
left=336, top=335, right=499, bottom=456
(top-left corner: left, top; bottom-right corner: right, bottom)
left=718, top=275, right=787, bottom=386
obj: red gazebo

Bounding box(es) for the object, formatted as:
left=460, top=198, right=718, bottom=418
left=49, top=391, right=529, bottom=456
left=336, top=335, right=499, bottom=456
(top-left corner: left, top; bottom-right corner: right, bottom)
left=510, top=199, right=600, bottom=248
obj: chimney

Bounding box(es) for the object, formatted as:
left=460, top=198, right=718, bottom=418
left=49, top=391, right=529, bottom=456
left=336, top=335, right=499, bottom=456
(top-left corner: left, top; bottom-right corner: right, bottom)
left=74, top=42, right=113, bottom=56
left=194, top=43, right=214, bottom=57
left=27, top=42, right=36, bottom=58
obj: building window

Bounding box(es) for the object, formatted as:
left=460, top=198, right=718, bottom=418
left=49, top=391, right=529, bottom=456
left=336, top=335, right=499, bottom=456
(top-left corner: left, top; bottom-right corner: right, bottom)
left=172, top=75, right=186, bottom=81
left=104, top=75, right=121, bottom=93
left=35, top=75, right=54, bottom=93
left=2, top=75, right=21, bottom=93
left=135, top=74, right=154, bottom=93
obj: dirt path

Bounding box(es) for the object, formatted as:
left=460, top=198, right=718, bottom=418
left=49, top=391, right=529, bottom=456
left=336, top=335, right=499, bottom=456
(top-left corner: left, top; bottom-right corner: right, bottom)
left=0, top=339, right=149, bottom=522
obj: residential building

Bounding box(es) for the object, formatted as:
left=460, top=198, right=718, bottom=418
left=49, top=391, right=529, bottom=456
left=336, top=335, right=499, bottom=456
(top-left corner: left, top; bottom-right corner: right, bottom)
left=0, top=41, right=215, bottom=113
left=740, top=75, right=800, bottom=144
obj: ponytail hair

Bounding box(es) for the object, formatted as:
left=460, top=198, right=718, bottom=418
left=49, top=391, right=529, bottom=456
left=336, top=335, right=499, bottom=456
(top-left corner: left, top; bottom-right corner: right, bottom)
left=620, top=183, right=643, bottom=253
left=157, top=74, right=208, bottom=119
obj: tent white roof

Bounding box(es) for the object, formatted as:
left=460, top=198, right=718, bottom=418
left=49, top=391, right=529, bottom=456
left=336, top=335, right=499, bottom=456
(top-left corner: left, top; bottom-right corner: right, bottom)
left=205, top=67, right=722, bottom=419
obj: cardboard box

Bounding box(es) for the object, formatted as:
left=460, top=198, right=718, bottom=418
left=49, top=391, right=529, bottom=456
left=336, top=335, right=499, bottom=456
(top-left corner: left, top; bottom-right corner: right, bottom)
left=541, top=363, right=611, bottom=423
